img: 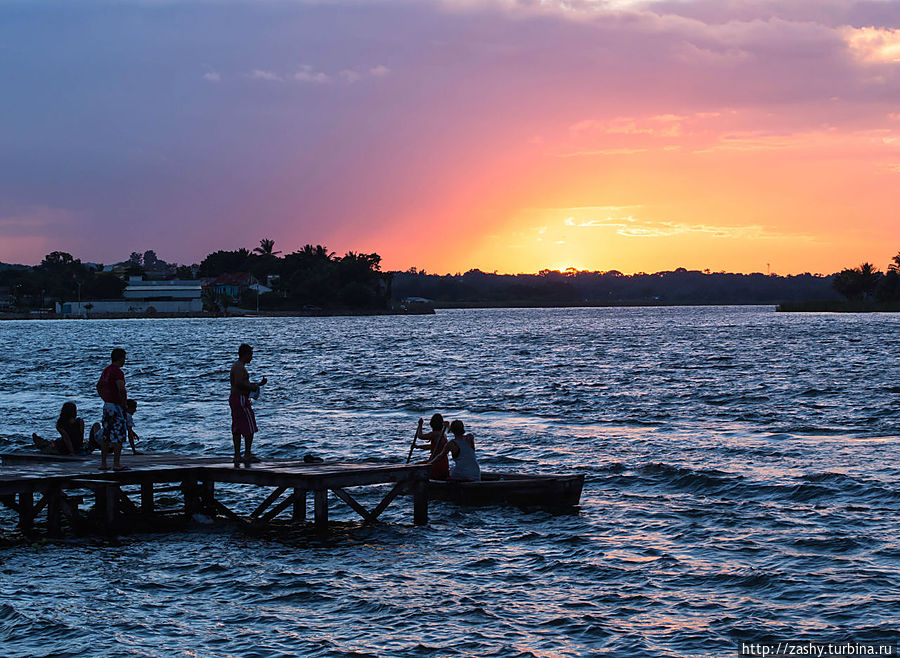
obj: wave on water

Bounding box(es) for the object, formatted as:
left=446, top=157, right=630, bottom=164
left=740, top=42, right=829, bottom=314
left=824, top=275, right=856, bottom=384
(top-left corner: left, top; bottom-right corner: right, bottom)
left=586, top=461, right=900, bottom=508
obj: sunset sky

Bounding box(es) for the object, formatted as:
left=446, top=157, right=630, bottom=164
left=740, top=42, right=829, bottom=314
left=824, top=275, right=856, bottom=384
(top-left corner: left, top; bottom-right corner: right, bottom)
left=1, top=0, right=899, bottom=274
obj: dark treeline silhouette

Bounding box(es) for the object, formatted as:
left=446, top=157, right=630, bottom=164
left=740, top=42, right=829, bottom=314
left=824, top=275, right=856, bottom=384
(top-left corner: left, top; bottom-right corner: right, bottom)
left=0, top=251, right=126, bottom=307
left=0, top=241, right=391, bottom=312
left=830, top=254, right=900, bottom=303
left=5, top=245, right=899, bottom=312
left=198, top=243, right=391, bottom=310
left=391, top=267, right=841, bottom=306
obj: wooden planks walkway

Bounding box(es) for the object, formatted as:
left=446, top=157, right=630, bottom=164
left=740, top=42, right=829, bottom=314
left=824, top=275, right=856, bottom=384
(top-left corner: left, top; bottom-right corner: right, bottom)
left=0, top=452, right=430, bottom=538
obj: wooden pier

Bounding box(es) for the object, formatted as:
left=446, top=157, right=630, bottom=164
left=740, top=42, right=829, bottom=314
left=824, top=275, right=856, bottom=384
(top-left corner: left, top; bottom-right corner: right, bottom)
left=0, top=452, right=430, bottom=538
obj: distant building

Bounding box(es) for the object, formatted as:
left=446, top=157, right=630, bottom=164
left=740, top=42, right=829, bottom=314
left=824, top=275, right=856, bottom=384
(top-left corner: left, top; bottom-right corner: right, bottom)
left=210, top=273, right=268, bottom=298
left=55, top=276, right=203, bottom=316
left=124, top=276, right=202, bottom=303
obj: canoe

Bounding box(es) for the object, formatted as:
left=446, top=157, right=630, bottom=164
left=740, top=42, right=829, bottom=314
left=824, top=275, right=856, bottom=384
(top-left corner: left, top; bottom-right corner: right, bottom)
left=427, top=471, right=584, bottom=507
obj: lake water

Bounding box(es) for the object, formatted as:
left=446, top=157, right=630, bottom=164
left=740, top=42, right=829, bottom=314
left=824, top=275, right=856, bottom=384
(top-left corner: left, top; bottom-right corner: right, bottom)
left=1, top=307, right=899, bottom=657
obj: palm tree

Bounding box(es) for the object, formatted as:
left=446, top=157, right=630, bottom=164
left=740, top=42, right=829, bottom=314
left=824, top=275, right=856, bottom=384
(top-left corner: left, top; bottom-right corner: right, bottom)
left=834, top=263, right=882, bottom=301
left=298, top=244, right=334, bottom=261
left=254, top=238, right=281, bottom=257
left=889, top=252, right=900, bottom=273
left=858, top=262, right=881, bottom=300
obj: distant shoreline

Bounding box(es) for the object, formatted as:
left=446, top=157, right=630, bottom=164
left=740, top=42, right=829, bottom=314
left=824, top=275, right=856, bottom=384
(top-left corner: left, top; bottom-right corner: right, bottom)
left=433, top=301, right=777, bottom=309
left=1, top=302, right=778, bottom=320
left=0, top=307, right=435, bottom=321
left=776, top=301, right=900, bottom=313
left=8, top=300, right=900, bottom=319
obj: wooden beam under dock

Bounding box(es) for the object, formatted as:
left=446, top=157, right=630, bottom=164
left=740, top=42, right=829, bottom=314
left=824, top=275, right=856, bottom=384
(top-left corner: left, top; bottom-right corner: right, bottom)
left=0, top=453, right=430, bottom=539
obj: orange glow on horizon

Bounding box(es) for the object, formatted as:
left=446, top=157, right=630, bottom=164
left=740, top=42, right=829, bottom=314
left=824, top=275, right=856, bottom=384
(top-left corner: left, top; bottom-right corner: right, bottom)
left=348, top=111, right=900, bottom=276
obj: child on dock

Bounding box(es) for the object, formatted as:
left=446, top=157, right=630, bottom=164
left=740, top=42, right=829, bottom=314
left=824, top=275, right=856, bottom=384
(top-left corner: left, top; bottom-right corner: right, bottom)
left=86, top=422, right=103, bottom=453
left=125, top=399, right=143, bottom=455
left=413, top=414, right=450, bottom=480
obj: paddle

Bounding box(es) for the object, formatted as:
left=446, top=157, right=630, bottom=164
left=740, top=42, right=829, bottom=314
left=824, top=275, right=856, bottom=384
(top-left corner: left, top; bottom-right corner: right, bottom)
left=405, top=423, right=420, bottom=464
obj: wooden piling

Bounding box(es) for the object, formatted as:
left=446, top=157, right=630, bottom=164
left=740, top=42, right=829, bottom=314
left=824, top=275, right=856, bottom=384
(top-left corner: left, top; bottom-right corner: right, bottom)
left=141, top=482, right=154, bottom=517
left=314, top=489, right=328, bottom=531
left=292, top=488, right=306, bottom=522
left=18, top=488, right=33, bottom=534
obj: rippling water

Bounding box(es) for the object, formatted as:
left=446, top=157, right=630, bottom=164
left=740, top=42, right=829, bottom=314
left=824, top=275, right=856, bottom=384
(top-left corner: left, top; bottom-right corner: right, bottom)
left=1, top=307, right=899, bottom=656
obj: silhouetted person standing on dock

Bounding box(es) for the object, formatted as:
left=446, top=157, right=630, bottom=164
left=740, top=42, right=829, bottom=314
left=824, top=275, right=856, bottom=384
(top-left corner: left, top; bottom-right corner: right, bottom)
left=230, top=343, right=266, bottom=467
left=97, top=348, right=129, bottom=471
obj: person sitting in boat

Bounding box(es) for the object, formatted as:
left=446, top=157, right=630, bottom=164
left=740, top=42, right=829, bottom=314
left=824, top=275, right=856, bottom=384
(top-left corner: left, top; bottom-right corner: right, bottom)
left=32, top=402, right=90, bottom=456
left=413, top=413, right=450, bottom=480
left=435, top=420, right=481, bottom=482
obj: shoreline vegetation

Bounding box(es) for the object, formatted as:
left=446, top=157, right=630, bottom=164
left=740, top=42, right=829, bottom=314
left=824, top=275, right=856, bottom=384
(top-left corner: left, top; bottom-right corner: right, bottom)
left=777, top=254, right=900, bottom=313
left=2, top=243, right=899, bottom=318
left=777, top=301, right=900, bottom=313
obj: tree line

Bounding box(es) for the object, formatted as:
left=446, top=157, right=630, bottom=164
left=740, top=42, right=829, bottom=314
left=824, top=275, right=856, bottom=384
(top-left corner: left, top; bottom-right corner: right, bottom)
left=830, top=253, right=900, bottom=303
left=0, top=251, right=126, bottom=307
left=198, top=242, right=391, bottom=310
left=0, top=241, right=392, bottom=312
left=391, top=268, right=843, bottom=306
left=3, top=244, right=898, bottom=311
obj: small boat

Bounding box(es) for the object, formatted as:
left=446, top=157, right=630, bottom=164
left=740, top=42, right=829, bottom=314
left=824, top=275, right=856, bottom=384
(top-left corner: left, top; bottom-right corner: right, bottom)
left=427, top=471, right=584, bottom=507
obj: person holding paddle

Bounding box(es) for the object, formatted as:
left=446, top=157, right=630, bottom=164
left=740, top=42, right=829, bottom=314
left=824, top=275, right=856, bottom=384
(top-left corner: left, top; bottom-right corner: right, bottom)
left=412, top=413, right=450, bottom=480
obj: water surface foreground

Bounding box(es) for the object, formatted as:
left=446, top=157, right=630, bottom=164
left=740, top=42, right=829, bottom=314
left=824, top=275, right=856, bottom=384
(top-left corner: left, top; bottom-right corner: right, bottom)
left=1, top=307, right=898, bottom=656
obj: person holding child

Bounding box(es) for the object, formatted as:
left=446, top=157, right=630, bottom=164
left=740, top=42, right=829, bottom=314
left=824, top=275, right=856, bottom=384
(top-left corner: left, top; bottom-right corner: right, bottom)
left=97, top=347, right=130, bottom=471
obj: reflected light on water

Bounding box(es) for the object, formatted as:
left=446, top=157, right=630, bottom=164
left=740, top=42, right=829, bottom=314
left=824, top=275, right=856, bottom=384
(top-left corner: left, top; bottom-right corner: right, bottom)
left=1, top=308, right=899, bottom=656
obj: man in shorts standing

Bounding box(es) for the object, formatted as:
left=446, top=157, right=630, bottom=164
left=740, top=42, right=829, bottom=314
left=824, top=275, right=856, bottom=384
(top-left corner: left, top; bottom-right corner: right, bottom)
left=230, top=343, right=267, bottom=467
left=97, top=347, right=129, bottom=471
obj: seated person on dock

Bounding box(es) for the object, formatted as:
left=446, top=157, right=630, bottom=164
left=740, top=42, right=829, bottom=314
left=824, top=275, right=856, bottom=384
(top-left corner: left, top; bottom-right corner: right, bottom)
left=32, top=402, right=87, bottom=456
left=414, top=413, right=450, bottom=480
left=434, top=420, right=481, bottom=482
left=125, top=399, right=144, bottom=455
left=86, top=422, right=103, bottom=453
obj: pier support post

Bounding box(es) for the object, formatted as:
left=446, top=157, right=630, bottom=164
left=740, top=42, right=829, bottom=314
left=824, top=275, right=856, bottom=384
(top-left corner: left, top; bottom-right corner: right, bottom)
left=18, top=489, right=34, bottom=534
left=413, top=478, right=428, bottom=526
left=47, top=488, right=61, bottom=537
left=292, top=488, right=306, bottom=522
left=97, top=484, right=118, bottom=535
left=314, top=489, right=328, bottom=531
left=141, top=482, right=154, bottom=517
left=201, top=480, right=215, bottom=518
left=181, top=480, right=198, bottom=519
